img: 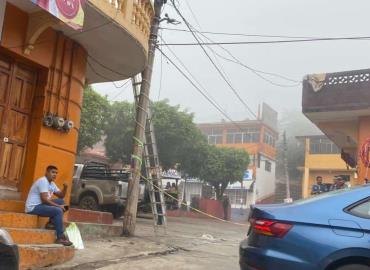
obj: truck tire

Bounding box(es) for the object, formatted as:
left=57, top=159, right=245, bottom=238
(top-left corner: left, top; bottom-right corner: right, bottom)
left=79, top=194, right=99, bottom=211
left=107, top=205, right=124, bottom=219
left=336, top=265, right=370, bottom=270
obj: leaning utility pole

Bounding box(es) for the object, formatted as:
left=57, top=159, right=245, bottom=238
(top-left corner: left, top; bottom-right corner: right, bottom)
left=283, top=131, right=292, bottom=203
left=122, top=0, right=167, bottom=236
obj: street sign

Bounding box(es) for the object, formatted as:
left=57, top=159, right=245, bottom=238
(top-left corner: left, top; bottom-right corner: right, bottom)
left=30, top=0, right=85, bottom=30
left=162, top=169, right=181, bottom=179
left=243, top=169, right=253, bottom=181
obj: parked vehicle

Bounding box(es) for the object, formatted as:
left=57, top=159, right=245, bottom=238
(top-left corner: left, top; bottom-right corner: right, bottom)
left=0, top=228, right=18, bottom=270
left=70, top=162, right=145, bottom=218
left=240, top=185, right=370, bottom=270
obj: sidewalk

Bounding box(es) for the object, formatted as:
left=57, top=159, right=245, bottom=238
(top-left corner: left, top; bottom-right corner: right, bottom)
left=46, top=217, right=247, bottom=270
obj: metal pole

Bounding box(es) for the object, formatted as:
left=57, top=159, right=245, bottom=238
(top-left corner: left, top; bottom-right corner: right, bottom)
left=283, top=131, right=292, bottom=201
left=122, top=0, right=165, bottom=237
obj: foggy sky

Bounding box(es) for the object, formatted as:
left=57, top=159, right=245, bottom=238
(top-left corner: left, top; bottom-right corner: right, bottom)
left=93, top=0, right=370, bottom=123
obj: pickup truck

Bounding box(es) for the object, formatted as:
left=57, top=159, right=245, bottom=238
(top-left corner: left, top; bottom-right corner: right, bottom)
left=70, top=162, right=145, bottom=218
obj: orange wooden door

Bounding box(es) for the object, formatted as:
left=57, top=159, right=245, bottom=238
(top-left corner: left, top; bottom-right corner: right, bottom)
left=0, top=56, right=36, bottom=189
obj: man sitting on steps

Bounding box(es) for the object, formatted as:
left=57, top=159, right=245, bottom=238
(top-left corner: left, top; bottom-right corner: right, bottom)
left=25, top=165, right=72, bottom=246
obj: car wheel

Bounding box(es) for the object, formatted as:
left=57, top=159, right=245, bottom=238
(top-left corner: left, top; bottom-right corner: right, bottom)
left=79, top=195, right=99, bottom=211
left=336, top=264, right=370, bottom=270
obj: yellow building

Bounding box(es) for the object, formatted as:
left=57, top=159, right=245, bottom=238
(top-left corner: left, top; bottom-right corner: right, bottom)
left=297, top=135, right=357, bottom=198
left=302, top=69, right=370, bottom=185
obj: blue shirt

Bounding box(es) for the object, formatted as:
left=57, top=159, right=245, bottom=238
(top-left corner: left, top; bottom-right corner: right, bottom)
left=25, top=176, right=60, bottom=213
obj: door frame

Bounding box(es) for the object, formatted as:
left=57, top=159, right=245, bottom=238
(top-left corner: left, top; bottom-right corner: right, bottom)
left=0, top=51, right=40, bottom=190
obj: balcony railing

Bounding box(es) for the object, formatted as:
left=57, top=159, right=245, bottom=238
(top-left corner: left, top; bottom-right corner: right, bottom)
left=90, top=0, right=154, bottom=49
left=302, top=69, right=370, bottom=114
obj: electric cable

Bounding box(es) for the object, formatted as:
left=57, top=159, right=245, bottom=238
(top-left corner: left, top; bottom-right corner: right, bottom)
left=170, top=0, right=257, bottom=119
left=188, top=25, right=301, bottom=87
left=159, top=27, right=319, bottom=39
left=159, top=36, right=370, bottom=46
left=160, top=36, right=228, bottom=118
left=157, top=46, right=248, bottom=132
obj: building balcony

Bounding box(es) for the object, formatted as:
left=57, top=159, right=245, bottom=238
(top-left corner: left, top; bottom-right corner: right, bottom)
left=303, top=69, right=370, bottom=122
left=302, top=69, right=370, bottom=152
left=7, top=0, right=154, bottom=83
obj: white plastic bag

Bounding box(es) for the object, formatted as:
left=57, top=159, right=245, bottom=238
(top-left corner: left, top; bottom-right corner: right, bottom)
left=65, top=222, right=84, bottom=250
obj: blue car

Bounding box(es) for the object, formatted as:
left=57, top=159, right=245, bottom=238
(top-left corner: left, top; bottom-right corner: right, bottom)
left=240, top=185, right=370, bottom=270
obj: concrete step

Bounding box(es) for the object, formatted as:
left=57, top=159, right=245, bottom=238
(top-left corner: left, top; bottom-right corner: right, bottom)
left=0, top=199, right=25, bottom=213
left=6, top=227, right=55, bottom=245
left=0, top=187, right=21, bottom=200
left=0, top=211, right=48, bottom=229
left=19, top=244, right=74, bottom=270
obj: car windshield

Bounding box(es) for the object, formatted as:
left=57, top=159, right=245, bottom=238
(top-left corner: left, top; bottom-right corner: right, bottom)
left=291, top=185, right=367, bottom=205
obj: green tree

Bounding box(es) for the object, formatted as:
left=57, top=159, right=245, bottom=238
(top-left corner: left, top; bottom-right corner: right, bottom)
left=77, top=86, right=110, bottom=152
left=104, top=100, right=208, bottom=177
left=105, top=101, right=135, bottom=163
left=200, top=146, right=250, bottom=200
left=152, top=100, right=208, bottom=176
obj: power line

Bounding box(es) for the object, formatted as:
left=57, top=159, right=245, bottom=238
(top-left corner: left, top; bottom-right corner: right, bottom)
left=157, top=41, right=164, bottom=101
left=170, top=0, right=257, bottom=119
left=159, top=36, right=370, bottom=46
left=110, top=80, right=132, bottom=101
left=187, top=25, right=301, bottom=87
left=176, top=5, right=249, bottom=93
left=160, top=36, right=227, bottom=116
left=160, top=27, right=320, bottom=39
left=184, top=0, right=202, bottom=30
left=86, top=60, right=129, bottom=89
left=156, top=47, right=245, bottom=130
left=164, top=4, right=300, bottom=86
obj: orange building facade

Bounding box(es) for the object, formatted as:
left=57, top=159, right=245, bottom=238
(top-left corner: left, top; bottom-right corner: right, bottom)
left=0, top=1, right=153, bottom=268
left=198, top=103, right=278, bottom=208
left=0, top=4, right=87, bottom=201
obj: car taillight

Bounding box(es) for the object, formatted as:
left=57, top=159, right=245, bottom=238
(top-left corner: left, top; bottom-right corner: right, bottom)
left=250, top=218, right=292, bottom=238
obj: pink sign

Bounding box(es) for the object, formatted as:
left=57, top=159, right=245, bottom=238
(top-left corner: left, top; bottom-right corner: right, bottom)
left=30, top=0, right=85, bottom=30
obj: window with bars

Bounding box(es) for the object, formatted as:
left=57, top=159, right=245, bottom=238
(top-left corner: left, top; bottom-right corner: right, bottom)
left=263, top=131, right=275, bottom=147
left=202, top=128, right=223, bottom=145
left=309, top=138, right=340, bottom=154
left=226, top=128, right=260, bottom=144
left=265, top=160, right=272, bottom=172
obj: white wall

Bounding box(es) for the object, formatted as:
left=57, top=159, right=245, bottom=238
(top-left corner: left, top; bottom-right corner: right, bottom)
left=255, top=155, right=276, bottom=202
left=178, top=181, right=202, bottom=205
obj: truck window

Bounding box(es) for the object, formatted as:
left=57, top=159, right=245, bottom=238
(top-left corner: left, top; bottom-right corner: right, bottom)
left=81, top=162, right=108, bottom=179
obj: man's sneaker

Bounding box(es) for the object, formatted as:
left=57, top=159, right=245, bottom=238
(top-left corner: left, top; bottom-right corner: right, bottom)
left=56, top=237, right=73, bottom=246
left=45, top=222, right=55, bottom=230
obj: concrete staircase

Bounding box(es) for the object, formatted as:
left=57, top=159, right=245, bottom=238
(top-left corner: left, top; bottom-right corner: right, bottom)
left=0, top=200, right=74, bottom=270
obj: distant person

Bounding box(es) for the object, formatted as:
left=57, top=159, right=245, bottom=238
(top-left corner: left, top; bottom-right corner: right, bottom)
left=222, top=195, right=231, bottom=221
left=330, top=176, right=347, bottom=191
left=311, top=176, right=328, bottom=195
left=170, top=183, right=177, bottom=192
left=25, top=165, right=72, bottom=246
left=165, top=182, right=171, bottom=190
